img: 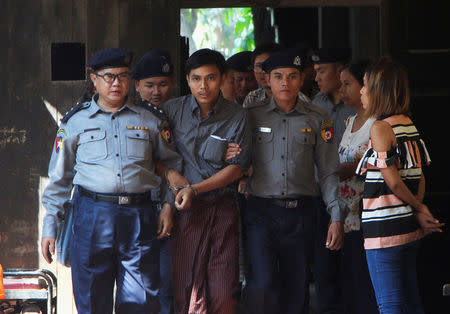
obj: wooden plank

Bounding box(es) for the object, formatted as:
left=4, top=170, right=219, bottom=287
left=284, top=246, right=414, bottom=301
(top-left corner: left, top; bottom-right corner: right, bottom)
left=180, top=0, right=380, bottom=8
left=87, top=0, right=120, bottom=53
left=278, top=0, right=380, bottom=7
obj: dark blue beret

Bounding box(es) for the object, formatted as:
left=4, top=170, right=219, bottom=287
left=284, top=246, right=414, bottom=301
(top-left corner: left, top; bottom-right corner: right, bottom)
left=86, top=48, right=133, bottom=71
left=226, top=51, right=253, bottom=72
left=261, top=47, right=306, bottom=73
left=311, top=47, right=351, bottom=64
left=131, top=49, right=174, bottom=80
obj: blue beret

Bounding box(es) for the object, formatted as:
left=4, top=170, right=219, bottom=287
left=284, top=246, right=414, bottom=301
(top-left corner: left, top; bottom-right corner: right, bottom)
left=311, top=47, right=351, bottom=64
left=86, top=48, right=133, bottom=71
left=131, top=49, right=174, bottom=80
left=261, top=47, right=306, bottom=73
left=226, top=51, right=253, bottom=72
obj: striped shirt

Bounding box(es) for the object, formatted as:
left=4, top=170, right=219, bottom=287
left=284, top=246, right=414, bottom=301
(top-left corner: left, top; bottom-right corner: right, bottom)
left=356, top=114, right=431, bottom=249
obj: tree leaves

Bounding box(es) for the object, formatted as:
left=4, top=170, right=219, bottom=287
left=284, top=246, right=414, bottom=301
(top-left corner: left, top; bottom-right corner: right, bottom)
left=180, top=7, right=255, bottom=58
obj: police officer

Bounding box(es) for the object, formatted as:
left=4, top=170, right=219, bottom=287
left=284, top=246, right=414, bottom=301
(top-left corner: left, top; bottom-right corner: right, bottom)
left=41, top=48, right=186, bottom=314
left=241, top=47, right=346, bottom=314
left=312, top=47, right=355, bottom=145
left=132, top=48, right=176, bottom=314
left=133, top=49, right=174, bottom=108
left=220, top=64, right=237, bottom=102
left=242, top=43, right=280, bottom=108
left=226, top=50, right=258, bottom=105
left=311, top=47, right=353, bottom=314
left=292, top=42, right=318, bottom=99
left=242, top=43, right=310, bottom=109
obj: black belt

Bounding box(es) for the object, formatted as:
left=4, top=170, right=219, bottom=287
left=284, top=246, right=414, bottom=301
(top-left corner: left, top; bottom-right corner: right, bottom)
left=78, top=187, right=151, bottom=205
left=252, top=196, right=314, bottom=209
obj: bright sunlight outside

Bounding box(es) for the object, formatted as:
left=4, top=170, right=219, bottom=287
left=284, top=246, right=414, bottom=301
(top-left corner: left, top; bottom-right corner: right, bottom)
left=181, top=8, right=255, bottom=59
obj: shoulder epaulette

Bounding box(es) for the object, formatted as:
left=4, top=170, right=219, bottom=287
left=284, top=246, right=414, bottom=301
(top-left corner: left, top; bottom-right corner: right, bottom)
left=247, top=98, right=269, bottom=110
left=143, top=102, right=166, bottom=120
left=60, top=102, right=89, bottom=123
left=303, top=101, right=328, bottom=117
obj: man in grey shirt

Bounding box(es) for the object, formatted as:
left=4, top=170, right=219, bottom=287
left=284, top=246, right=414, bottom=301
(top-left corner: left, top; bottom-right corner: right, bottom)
left=312, top=47, right=355, bottom=146
left=41, top=48, right=184, bottom=314
left=240, top=47, right=346, bottom=314
left=161, top=48, right=251, bottom=314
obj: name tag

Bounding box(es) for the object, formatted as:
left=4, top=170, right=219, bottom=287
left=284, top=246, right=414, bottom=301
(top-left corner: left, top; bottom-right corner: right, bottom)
left=257, top=127, right=272, bottom=133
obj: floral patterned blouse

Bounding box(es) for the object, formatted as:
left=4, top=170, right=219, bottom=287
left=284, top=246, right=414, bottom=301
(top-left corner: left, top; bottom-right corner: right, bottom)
left=338, top=115, right=375, bottom=233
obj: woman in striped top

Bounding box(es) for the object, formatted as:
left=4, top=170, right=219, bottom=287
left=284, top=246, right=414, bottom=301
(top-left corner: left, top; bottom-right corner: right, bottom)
left=356, top=57, right=444, bottom=314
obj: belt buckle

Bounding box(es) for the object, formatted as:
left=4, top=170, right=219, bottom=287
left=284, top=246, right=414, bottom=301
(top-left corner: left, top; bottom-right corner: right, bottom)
left=286, top=200, right=298, bottom=208
left=119, top=196, right=131, bottom=205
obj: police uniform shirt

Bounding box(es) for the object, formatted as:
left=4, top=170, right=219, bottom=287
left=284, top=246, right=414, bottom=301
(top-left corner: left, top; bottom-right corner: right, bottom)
left=246, top=97, right=345, bottom=222
left=243, top=87, right=311, bottom=109
left=41, top=95, right=182, bottom=238
left=312, top=92, right=355, bottom=146
left=161, top=94, right=251, bottom=184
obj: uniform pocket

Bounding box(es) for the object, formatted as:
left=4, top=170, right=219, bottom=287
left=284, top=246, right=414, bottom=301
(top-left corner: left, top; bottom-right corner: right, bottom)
left=77, top=130, right=107, bottom=162
left=252, top=129, right=274, bottom=163
left=291, top=132, right=315, bottom=160
left=126, top=129, right=151, bottom=160
left=201, top=135, right=227, bottom=169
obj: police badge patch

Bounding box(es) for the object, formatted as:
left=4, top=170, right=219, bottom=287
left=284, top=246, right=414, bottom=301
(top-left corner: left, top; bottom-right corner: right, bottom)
left=320, top=120, right=334, bottom=143
left=55, top=128, right=66, bottom=153
left=57, top=128, right=66, bottom=136
left=160, top=126, right=172, bottom=143
left=55, top=136, right=64, bottom=153
left=162, top=63, right=170, bottom=73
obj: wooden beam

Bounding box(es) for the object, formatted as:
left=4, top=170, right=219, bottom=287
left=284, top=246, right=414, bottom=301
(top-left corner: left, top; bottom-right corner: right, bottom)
left=180, top=0, right=380, bottom=8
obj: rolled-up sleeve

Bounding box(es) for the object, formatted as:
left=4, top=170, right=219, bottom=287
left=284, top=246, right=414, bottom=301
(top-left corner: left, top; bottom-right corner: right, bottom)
left=226, top=110, right=251, bottom=171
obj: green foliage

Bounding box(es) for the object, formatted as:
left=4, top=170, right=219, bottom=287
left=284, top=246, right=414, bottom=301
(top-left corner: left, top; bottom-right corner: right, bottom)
left=180, top=8, right=255, bottom=58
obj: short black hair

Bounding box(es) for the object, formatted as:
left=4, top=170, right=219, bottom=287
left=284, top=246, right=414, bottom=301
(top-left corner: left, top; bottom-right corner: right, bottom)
left=185, top=49, right=227, bottom=75
left=251, top=43, right=283, bottom=64
left=340, top=58, right=373, bottom=86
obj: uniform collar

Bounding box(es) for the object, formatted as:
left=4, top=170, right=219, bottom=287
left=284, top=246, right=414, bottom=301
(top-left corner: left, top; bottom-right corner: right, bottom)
left=266, top=96, right=308, bottom=114
left=188, top=93, right=225, bottom=116
left=88, top=94, right=137, bottom=117
left=322, top=92, right=344, bottom=108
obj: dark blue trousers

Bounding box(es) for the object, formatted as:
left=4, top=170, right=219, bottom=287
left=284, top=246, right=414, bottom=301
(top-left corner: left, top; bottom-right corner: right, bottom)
left=313, top=203, right=344, bottom=314
left=70, top=192, right=160, bottom=314
left=341, top=230, right=378, bottom=314
left=158, top=237, right=173, bottom=314
left=242, top=195, right=317, bottom=314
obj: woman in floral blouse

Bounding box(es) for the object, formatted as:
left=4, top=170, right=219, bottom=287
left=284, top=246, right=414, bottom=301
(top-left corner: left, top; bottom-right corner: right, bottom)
left=337, top=59, right=378, bottom=314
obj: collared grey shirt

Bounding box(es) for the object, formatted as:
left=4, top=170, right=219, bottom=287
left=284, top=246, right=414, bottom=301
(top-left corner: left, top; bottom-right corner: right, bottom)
left=161, top=94, right=251, bottom=185
left=41, top=95, right=182, bottom=238
left=243, top=87, right=311, bottom=109
left=312, top=92, right=355, bottom=146
left=246, top=97, right=346, bottom=222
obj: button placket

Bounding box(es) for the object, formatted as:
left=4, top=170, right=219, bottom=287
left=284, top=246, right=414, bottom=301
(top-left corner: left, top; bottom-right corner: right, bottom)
left=282, top=116, right=288, bottom=195
left=112, top=114, right=123, bottom=190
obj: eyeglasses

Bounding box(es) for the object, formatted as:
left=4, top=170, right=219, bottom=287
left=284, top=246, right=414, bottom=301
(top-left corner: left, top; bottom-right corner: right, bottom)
left=95, top=71, right=130, bottom=83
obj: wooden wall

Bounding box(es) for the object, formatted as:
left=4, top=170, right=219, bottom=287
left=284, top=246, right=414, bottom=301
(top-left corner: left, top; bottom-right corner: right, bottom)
left=0, top=0, right=181, bottom=269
